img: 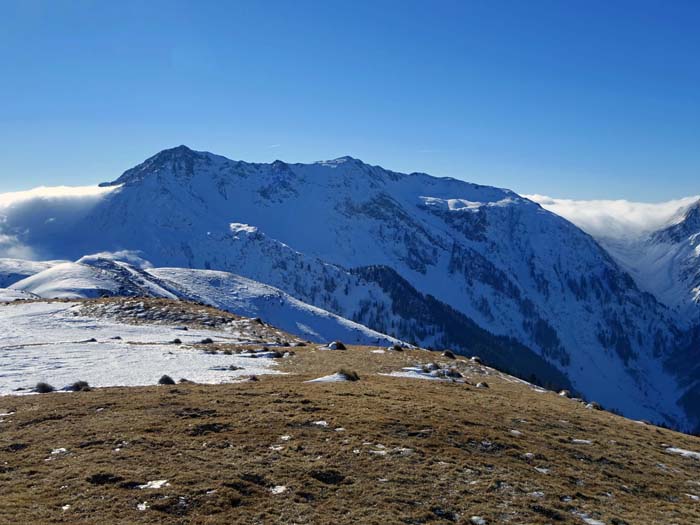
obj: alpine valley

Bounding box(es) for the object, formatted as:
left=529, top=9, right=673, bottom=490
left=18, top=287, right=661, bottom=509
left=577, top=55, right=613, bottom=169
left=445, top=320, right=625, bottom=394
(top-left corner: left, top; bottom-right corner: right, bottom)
left=1, top=146, right=699, bottom=432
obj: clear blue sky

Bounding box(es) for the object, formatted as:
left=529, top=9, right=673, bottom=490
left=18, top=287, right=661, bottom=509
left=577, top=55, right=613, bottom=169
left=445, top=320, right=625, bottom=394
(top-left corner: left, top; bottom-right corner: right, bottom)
left=1, top=0, right=699, bottom=200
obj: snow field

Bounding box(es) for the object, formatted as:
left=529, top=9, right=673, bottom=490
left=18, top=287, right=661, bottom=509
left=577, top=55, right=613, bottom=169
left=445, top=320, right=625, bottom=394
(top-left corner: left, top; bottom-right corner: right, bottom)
left=0, top=301, right=282, bottom=394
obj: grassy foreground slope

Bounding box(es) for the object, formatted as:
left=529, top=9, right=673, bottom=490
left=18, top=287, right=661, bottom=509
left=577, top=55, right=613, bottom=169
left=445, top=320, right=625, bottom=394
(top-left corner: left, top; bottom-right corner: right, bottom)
left=1, top=303, right=700, bottom=524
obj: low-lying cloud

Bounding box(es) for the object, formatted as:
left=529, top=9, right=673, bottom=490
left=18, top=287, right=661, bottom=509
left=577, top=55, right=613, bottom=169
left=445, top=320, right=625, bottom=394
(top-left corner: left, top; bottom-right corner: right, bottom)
left=0, top=185, right=116, bottom=208
left=0, top=233, right=36, bottom=259
left=525, top=194, right=700, bottom=240
left=0, top=184, right=119, bottom=260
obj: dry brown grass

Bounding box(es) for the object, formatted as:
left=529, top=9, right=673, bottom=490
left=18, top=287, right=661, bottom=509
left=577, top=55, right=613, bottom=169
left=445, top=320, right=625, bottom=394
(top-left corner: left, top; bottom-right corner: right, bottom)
left=1, top=301, right=700, bottom=524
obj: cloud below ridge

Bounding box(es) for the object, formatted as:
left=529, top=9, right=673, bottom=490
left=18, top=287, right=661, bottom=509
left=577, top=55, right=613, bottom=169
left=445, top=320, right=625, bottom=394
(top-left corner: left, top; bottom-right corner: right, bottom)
left=0, top=184, right=119, bottom=260
left=525, top=194, right=700, bottom=240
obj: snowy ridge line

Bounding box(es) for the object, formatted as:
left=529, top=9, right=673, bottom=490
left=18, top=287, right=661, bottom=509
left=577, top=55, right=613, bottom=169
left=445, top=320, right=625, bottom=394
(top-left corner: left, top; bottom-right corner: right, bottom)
left=1, top=253, right=403, bottom=347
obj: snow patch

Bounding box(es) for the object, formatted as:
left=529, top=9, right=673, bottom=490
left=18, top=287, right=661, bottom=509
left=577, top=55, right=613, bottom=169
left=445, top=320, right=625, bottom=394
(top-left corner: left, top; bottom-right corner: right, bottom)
left=0, top=289, right=37, bottom=302
left=0, top=301, right=282, bottom=394
left=666, top=447, right=700, bottom=460
left=229, top=223, right=259, bottom=235
left=305, top=373, right=351, bottom=383
left=573, top=511, right=606, bottom=525
left=139, top=480, right=170, bottom=490
left=380, top=364, right=463, bottom=382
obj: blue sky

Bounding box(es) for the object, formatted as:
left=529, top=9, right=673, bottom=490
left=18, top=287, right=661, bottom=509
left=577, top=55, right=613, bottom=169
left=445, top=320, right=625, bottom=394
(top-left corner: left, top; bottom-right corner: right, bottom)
left=1, top=0, right=699, bottom=200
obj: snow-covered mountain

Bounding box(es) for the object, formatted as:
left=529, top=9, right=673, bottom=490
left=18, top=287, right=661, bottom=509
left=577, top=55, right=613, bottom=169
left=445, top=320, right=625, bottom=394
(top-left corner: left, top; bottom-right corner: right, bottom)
left=647, top=203, right=700, bottom=317
left=2, top=255, right=400, bottom=346
left=1, top=145, right=697, bottom=430
left=531, top=195, right=700, bottom=431
left=10, top=256, right=177, bottom=300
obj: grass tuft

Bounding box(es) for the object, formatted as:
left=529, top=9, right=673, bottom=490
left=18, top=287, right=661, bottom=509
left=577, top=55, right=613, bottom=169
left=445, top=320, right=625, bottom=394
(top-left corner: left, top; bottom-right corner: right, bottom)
left=68, top=381, right=90, bottom=392
left=35, top=382, right=55, bottom=393
left=338, top=368, right=360, bottom=381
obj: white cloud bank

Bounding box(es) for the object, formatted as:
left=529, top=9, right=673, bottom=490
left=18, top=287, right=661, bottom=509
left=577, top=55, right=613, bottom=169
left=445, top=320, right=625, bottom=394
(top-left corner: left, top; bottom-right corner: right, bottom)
left=0, top=184, right=120, bottom=259
left=0, top=185, right=116, bottom=208
left=526, top=194, right=700, bottom=240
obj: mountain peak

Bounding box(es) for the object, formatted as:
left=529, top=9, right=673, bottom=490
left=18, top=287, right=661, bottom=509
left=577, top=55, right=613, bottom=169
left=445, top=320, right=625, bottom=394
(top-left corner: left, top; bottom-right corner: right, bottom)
left=161, top=143, right=194, bottom=154
left=102, top=145, right=209, bottom=187
left=316, top=155, right=364, bottom=167
left=653, top=199, right=700, bottom=243
left=149, top=144, right=203, bottom=163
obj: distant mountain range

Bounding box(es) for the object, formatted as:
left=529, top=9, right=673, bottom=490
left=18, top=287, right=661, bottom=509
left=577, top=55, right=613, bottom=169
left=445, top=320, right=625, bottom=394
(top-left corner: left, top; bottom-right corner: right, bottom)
left=1, top=145, right=698, bottom=431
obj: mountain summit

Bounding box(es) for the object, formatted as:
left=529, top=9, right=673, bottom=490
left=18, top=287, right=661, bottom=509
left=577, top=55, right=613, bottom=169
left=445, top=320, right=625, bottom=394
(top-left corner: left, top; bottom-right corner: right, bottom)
left=102, top=145, right=218, bottom=187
